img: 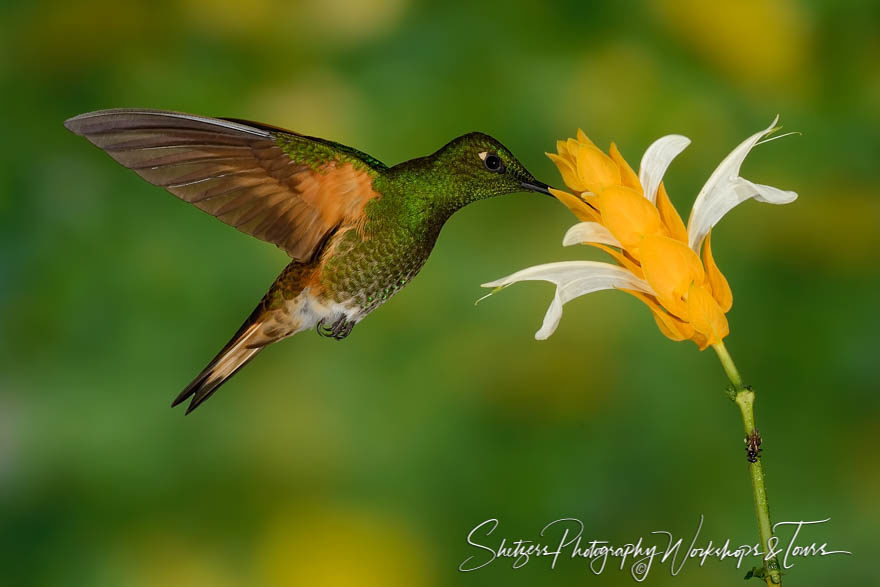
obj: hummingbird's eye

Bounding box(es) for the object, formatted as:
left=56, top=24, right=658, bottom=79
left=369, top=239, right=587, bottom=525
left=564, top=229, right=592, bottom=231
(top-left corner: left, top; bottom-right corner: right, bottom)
left=482, top=152, right=505, bottom=173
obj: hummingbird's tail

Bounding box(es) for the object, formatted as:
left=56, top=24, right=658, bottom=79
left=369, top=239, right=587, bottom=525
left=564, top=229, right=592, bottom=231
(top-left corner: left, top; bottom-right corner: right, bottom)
left=171, top=260, right=329, bottom=414
left=172, top=305, right=277, bottom=415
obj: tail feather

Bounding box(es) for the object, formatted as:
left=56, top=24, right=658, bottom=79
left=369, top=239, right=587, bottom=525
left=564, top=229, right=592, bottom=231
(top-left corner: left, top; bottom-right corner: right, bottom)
left=173, top=319, right=271, bottom=414
left=172, top=261, right=319, bottom=414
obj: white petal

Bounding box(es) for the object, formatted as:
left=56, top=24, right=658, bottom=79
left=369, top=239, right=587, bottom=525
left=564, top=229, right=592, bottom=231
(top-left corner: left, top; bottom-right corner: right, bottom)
left=537, top=290, right=565, bottom=340
left=638, top=134, right=691, bottom=204
left=562, top=222, right=622, bottom=248
left=742, top=179, right=798, bottom=205
left=687, top=116, right=798, bottom=251
left=481, top=261, right=654, bottom=340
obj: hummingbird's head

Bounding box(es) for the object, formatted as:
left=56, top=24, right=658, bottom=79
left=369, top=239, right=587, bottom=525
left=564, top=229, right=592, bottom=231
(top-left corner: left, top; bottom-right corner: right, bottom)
left=431, top=132, right=553, bottom=201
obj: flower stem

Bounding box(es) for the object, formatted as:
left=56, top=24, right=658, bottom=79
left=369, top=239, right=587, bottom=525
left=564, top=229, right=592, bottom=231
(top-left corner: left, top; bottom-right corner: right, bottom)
left=712, top=341, right=782, bottom=586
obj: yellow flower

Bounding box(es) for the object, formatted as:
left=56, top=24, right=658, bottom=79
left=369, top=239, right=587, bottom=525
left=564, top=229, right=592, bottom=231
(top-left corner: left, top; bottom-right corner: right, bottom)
left=482, top=118, right=797, bottom=349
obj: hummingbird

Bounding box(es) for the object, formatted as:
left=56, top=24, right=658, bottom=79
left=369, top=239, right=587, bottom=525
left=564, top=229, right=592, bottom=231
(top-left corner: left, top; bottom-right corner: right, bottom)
left=65, top=109, right=552, bottom=414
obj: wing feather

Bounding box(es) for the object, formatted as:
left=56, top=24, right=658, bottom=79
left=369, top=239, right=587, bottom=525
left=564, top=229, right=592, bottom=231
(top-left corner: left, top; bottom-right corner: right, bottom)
left=65, top=108, right=383, bottom=261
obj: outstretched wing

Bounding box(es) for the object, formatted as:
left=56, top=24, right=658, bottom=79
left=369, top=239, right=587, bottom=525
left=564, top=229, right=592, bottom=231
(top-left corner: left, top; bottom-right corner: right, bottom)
left=64, top=109, right=386, bottom=261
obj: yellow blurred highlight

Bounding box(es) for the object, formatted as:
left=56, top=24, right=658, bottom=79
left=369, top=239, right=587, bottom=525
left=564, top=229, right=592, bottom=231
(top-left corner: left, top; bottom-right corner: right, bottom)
left=421, top=322, right=620, bottom=422
left=238, top=363, right=347, bottom=482
left=113, top=531, right=242, bottom=587
left=247, top=72, right=367, bottom=142
left=182, top=0, right=278, bottom=36
left=257, top=505, right=433, bottom=587
left=653, top=0, right=812, bottom=87
left=296, top=0, right=410, bottom=45
left=182, top=0, right=408, bottom=46
left=555, top=43, right=663, bottom=135
left=480, top=338, right=618, bottom=421
left=741, top=186, right=880, bottom=272
left=844, top=422, right=880, bottom=523
left=18, top=0, right=151, bottom=67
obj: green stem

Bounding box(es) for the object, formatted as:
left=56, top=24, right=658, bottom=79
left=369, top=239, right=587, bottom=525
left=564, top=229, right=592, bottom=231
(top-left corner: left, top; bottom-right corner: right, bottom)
left=712, top=341, right=782, bottom=586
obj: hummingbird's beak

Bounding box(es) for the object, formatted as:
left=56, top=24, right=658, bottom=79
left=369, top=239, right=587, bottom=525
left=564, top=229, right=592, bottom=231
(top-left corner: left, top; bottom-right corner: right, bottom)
left=520, top=180, right=553, bottom=196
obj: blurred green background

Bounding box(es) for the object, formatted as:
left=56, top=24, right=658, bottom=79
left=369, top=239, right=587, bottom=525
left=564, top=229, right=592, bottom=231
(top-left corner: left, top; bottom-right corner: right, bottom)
left=1, top=0, right=878, bottom=585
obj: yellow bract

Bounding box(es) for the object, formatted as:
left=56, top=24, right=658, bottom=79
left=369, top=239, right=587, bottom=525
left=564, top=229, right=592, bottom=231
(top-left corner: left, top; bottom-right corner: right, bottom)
left=608, top=143, right=641, bottom=192
left=547, top=132, right=734, bottom=349
left=687, top=282, right=730, bottom=343
left=639, top=234, right=705, bottom=319
left=546, top=133, right=622, bottom=196
left=656, top=183, right=688, bottom=243
left=702, top=232, right=733, bottom=312
left=549, top=187, right=599, bottom=223
left=599, top=185, right=662, bottom=251
left=576, top=144, right=621, bottom=194
left=546, top=153, right=586, bottom=193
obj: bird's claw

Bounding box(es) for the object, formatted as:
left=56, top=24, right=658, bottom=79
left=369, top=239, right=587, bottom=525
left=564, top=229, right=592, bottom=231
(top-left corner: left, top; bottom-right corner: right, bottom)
left=317, top=316, right=355, bottom=340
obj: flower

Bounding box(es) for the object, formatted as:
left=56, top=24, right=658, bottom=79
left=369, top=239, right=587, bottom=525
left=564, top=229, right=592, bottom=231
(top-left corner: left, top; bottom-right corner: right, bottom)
left=482, top=118, right=797, bottom=349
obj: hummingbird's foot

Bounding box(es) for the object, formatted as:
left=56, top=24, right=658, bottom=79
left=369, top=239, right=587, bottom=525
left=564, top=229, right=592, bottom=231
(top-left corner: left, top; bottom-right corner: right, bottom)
left=334, top=320, right=355, bottom=340
left=317, top=316, right=356, bottom=340
left=316, top=317, right=339, bottom=338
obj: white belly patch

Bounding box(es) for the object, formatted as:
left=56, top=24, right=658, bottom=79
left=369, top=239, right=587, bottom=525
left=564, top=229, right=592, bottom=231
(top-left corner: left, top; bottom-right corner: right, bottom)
left=286, top=287, right=363, bottom=334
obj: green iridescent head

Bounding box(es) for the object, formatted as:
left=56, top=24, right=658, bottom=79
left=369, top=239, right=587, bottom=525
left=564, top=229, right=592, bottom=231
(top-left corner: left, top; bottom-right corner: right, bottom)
left=426, top=132, right=552, bottom=201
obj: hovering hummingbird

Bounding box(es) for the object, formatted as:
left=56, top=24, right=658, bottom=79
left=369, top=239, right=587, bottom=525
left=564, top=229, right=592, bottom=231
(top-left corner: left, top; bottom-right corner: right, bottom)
left=65, top=109, right=552, bottom=413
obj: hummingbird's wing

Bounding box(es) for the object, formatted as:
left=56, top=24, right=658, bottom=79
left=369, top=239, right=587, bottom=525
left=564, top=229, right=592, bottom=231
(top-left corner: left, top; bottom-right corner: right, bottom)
left=65, top=109, right=387, bottom=261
